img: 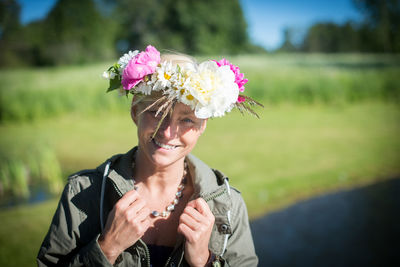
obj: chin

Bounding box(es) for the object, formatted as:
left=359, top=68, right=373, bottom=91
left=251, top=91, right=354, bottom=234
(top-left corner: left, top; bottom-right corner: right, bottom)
left=148, top=152, right=186, bottom=169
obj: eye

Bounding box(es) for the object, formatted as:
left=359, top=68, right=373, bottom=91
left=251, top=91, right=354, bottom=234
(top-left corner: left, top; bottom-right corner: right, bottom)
left=181, top=118, right=194, bottom=123
left=148, top=110, right=163, bottom=117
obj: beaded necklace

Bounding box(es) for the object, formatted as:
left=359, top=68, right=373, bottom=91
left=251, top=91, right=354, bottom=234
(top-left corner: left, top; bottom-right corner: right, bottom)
left=132, top=159, right=187, bottom=218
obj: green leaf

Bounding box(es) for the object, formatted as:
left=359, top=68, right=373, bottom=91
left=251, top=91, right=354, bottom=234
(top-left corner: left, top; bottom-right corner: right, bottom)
left=106, top=76, right=122, bottom=92
left=107, top=64, right=120, bottom=75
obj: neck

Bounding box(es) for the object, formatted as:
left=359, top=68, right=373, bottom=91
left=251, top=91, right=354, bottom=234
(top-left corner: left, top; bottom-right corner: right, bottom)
left=133, top=149, right=186, bottom=190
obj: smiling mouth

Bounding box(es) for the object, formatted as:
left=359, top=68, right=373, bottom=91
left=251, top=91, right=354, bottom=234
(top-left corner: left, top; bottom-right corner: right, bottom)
left=152, top=138, right=178, bottom=150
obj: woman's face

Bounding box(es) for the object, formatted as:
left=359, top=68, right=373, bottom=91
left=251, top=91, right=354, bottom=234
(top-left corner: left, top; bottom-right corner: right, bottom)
left=132, top=101, right=207, bottom=168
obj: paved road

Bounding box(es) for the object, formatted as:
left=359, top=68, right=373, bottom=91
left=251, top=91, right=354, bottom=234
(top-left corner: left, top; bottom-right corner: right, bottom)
left=250, top=178, right=400, bottom=267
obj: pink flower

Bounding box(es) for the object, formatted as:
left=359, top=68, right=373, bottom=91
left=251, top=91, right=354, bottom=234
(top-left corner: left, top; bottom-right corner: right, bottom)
left=237, top=95, right=246, bottom=103
left=214, top=58, right=248, bottom=93
left=122, top=45, right=160, bottom=90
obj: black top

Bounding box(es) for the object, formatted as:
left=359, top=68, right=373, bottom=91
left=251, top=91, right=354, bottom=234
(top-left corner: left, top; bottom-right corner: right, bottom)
left=147, top=244, right=174, bottom=267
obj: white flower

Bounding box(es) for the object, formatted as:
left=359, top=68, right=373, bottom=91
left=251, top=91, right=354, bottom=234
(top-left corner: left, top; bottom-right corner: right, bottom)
left=109, top=57, right=239, bottom=118
left=136, top=82, right=153, bottom=95
left=192, top=62, right=239, bottom=118
left=102, top=71, right=110, bottom=80
left=102, top=71, right=116, bottom=80
left=152, top=61, right=175, bottom=91
left=177, top=86, right=197, bottom=110
left=118, top=50, right=139, bottom=72
left=144, top=60, right=240, bottom=118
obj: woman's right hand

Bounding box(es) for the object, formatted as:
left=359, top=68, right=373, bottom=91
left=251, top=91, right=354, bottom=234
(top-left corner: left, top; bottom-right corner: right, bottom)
left=98, top=189, right=150, bottom=264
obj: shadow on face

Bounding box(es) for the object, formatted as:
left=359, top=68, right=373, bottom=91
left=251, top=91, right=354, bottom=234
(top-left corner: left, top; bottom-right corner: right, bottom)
left=131, top=97, right=207, bottom=142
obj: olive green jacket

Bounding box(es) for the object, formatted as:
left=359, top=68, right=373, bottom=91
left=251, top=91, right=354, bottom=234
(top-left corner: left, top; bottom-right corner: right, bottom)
left=37, top=147, right=258, bottom=266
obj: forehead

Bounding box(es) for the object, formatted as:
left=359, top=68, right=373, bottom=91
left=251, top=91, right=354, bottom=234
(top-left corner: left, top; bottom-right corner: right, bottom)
left=172, top=103, right=195, bottom=115
left=138, top=99, right=195, bottom=116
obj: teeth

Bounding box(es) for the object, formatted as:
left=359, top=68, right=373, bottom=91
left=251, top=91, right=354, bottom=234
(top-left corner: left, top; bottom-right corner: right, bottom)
left=154, top=139, right=177, bottom=150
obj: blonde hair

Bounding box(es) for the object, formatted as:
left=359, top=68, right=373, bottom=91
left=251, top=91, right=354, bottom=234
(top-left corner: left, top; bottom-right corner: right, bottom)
left=160, top=53, right=198, bottom=69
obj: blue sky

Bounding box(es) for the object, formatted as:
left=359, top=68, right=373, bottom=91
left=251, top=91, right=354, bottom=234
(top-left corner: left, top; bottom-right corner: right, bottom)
left=18, top=0, right=362, bottom=51
left=240, top=0, right=362, bottom=50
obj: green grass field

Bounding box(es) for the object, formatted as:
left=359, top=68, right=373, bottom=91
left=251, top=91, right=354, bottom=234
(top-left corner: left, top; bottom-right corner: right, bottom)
left=1, top=53, right=399, bottom=122
left=0, top=54, right=400, bottom=266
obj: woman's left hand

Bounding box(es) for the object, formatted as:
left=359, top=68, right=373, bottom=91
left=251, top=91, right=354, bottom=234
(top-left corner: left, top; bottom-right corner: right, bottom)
left=178, top=198, right=215, bottom=267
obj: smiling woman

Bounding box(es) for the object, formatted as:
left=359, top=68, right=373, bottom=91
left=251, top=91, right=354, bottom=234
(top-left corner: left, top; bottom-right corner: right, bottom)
left=133, top=101, right=207, bottom=170
left=37, top=46, right=261, bottom=267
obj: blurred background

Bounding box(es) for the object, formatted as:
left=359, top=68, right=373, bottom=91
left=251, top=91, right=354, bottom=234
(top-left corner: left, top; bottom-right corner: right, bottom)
left=0, top=0, right=399, bottom=266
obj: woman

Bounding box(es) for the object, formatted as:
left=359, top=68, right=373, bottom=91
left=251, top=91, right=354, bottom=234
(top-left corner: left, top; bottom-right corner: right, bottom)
left=37, top=45, right=260, bottom=266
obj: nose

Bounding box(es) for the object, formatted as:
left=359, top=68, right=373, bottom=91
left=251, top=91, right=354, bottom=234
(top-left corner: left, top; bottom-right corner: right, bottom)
left=158, top=116, right=178, bottom=139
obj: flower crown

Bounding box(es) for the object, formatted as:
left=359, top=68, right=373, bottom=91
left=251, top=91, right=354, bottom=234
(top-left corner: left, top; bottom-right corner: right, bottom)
left=103, top=45, right=262, bottom=119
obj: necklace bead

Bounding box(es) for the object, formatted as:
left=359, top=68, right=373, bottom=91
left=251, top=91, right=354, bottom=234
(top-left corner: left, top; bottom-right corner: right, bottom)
left=133, top=160, right=188, bottom=218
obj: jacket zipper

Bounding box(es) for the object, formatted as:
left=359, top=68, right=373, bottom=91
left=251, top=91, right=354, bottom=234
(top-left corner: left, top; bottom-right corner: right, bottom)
left=110, top=179, right=123, bottom=197
left=110, top=180, right=150, bottom=267
left=164, top=255, right=172, bottom=266
left=202, top=186, right=227, bottom=202
left=145, top=246, right=150, bottom=267
left=139, top=240, right=151, bottom=267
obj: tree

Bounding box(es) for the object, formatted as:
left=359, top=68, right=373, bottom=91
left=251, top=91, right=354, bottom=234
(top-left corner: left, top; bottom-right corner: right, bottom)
left=300, top=22, right=362, bottom=53
left=285, top=0, right=400, bottom=53
left=0, top=0, right=26, bottom=67
left=0, top=0, right=20, bottom=39
left=39, top=0, right=117, bottom=65
left=1, top=0, right=255, bottom=67
left=278, top=27, right=298, bottom=52
left=112, top=0, right=250, bottom=54
left=353, top=0, right=400, bottom=52
left=302, top=23, right=341, bottom=52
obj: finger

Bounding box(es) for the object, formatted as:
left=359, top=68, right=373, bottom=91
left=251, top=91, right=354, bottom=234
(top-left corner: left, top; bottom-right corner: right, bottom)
left=135, top=206, right=151, bottom=223
left=126, top=207, right=150, bottom=228
left=178, top=222, right=195, bottom=243
left=183, top=206, right=204, bottom=222
left=125, top=198, right=147, bottom=216
left=187, top=198, right=212, bottom=217
left=127, top=198, right=147, bottom=216
left=116, top=190, right=140, bottom=211
left=180, top=213, right=201, bottom=231
left=131, top=210, right=151, bottom=236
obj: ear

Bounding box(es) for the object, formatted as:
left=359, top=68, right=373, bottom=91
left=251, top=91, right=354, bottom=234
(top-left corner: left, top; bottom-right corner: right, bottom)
left=199, top=119, right=207, bottom=134
left=131, top=105, right=138, bottom=125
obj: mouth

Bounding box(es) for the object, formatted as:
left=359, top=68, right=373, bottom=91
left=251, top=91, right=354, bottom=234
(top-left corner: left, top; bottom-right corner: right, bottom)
left=152, top=138, right=179, bottom=150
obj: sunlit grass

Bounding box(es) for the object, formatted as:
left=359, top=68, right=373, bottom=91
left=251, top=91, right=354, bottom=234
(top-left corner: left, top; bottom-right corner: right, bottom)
left=1, top=101, right=399, bottom=266
left=0, top=199, right=58, bottom=267
left=195, top=102, right=400, bottom=217
left=1, top=102, right=399, bottom=218
left=1, top=54, right=400, bottom=266
left=1, top=54, right=399, bottom=122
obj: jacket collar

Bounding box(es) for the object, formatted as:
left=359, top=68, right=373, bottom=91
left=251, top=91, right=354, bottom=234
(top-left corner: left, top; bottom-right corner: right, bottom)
left=186, top=153, right=224, bottom=198
left=96, top=147, right=226, bottom=201
left=96, top=147, right=233, bottom=256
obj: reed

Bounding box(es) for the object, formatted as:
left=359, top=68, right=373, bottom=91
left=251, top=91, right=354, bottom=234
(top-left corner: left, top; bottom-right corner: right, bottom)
left=0, top=147, right=63, bottom=204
